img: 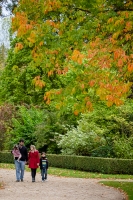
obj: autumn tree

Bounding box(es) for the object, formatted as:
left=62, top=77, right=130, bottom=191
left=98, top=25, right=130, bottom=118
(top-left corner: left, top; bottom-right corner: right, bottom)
left=1, top=0, right=133, bottom=114
left=0, top=104, right=16, bottom=150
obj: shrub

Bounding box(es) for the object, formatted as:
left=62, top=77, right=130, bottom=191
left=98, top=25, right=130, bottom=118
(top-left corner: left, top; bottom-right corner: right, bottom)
left=1, top=152, right=133, bottom=174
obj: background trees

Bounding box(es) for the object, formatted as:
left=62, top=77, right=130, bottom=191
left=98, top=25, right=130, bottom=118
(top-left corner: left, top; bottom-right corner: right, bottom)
left=0, top=0, right=133, bottom=156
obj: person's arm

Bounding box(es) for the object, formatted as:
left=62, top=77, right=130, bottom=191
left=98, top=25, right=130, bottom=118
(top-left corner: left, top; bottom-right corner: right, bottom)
left=46, top=159, right=48, bottom=169
left=19, top=152, right=22, bottom=159
left=37, top=151, right=40, bottom=166
left=40, top=158, right=42, bottom=169
left=25, top=147, right=28, bottom=162
left=12, top=150, right=15, bottom=159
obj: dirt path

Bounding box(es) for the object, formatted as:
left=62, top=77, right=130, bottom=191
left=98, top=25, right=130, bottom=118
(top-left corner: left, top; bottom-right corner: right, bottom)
left=0, top=168, right=126, bottom=200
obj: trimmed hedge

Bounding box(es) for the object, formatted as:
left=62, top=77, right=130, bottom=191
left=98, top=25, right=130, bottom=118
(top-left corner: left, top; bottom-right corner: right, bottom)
left=0, top=152, right=14, bottom=164
left=0, top=152, right=133, bottom=174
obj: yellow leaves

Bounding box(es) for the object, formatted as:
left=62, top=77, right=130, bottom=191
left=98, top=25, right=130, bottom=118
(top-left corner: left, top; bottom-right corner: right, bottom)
left=46, top=20, right=56, bottom=27
left=106, top=101, right=113, bottom=107
left=39, top=41, right=44, bottom=46
left=15, top=43, right=23, bottom=52
left=44, top=0, right=61, bottom=14
left=86, top=101, right=93, bottom=111
left=55, top=89, right=62, bottom=95
left=12, top=12, right=28, bottom=32
left=125, top=34, right=131, bottom=41
left=125, top=12, right=129, bottom=19
left=71, top=50, right=84, bottom=64
left=89, top=80, right=95, bottom=87
left=96, top=81, right=130, bottom=107
left=124, top=21, right=132, bottom=32
left=74, top=110, right=79, bottom=116
left=12, top=65, right=19, bottom=71
left=114, top=19, right=124, bottom=27
left=33, top=76, right=45, bottom=89
left=117, top=59, right=123, bottom=68
left=90, top=37, right=100, bottom=48
left=114, top=49, right=128, bottom=62
left=109, top=37, right=117, bottom=45
left=81, top=83, right=85, bottom=89
left=27, top=31, right=36, bottom=44
left=112, top=31, right=120, bottom=40
left=48, top=70, right=54, bottom=77
left=107, top=18, right=114, bottom=24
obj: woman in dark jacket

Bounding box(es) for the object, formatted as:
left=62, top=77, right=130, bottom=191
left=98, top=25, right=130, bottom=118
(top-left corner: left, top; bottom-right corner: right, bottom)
left=28, top=145, right=40, bottom=182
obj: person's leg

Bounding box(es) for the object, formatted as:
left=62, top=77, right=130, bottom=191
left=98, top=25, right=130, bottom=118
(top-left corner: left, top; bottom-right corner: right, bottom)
left=15, top=160, right=20, bottom=181
left=19, top=161, right=25, bottom=181
left=31, top=169, right=34, bottom=181
left=45, top=169, right=47, bottom=180
left=41, top=169, right=45, bottom=181
left=31, top=169, right=36, bottom=182
left=34, top=168, right=37, bottom=178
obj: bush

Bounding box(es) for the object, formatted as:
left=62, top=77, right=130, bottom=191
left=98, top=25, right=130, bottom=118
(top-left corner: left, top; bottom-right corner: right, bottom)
left=47, top=154, right=133, bottom=174
left=0, top=152, right=14, bottom=164
left=1, top=152, right=133, bottom=174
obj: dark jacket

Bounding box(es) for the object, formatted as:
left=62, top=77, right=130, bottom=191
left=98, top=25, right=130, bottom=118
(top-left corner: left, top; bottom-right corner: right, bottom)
left=40, top=157, right=48, bottom=170
left=19, top=146, right=28, bottom=162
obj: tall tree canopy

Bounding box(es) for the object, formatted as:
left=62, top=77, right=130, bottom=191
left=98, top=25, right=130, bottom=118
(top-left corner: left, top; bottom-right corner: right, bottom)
left=1, top=0, right=133, bottom=114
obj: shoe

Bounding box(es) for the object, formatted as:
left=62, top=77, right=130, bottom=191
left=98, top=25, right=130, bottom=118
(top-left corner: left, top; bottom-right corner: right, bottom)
left=32, top=178, right=35, bottom=182
left=42, top=180, right=44, bottom=182
left=16, top=180, right=20, bottom=182
left=21, top=179, right=23, bottom=182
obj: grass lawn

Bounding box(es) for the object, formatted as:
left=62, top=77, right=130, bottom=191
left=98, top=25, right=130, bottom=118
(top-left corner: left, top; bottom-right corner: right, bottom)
left=1, top=163, right=133, bottom=179
left=101, top=181, right=133, bottom=200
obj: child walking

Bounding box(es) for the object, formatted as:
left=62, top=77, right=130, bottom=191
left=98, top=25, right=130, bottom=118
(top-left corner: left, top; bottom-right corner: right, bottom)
left=40, top=152, right=48, bottom=182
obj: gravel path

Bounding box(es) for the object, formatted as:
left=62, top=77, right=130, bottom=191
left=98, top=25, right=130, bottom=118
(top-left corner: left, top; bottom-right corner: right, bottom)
left=0, top=169, right=126, bottom=200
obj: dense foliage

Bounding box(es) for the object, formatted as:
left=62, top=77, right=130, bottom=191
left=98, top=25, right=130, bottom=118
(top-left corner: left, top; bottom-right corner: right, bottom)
left=58, top=100, right=133, bottom=158
left=0, top=0, right=133, bottom=158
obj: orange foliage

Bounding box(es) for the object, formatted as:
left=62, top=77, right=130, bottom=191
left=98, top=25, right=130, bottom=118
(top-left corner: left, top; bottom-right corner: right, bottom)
left=15, top=43, right=23, bottom=51
left=71, top=50, right=84, bottom=64
left=33, top=76, right=45, bottom=88
left=74, top=110, right=79, bottom=116
left=128, top=63, right=133, bottom=72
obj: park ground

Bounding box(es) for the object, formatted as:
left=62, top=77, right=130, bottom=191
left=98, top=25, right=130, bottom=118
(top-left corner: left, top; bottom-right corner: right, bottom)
left=0, top=168, right=126, bottom=200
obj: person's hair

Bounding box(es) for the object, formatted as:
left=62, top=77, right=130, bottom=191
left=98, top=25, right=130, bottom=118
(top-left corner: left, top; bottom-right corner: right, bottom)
left=14, top=144, right=19, bottom=149
left=41, top=152, right=46, bottom=155
left=19, top=139, right=24, bottom=143
left=30, top=145, right=36, bottom=150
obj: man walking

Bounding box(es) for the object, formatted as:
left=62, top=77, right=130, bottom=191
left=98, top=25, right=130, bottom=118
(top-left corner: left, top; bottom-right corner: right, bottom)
left=16, top=139, right=28, bottom=182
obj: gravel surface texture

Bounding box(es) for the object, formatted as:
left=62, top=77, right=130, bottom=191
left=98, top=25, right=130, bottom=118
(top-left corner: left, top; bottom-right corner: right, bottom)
left=0, top=169, right=126, bottom=200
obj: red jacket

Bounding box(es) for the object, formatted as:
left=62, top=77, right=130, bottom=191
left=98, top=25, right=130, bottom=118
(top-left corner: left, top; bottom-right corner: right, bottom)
left=28, top=150, right=40, bottom=169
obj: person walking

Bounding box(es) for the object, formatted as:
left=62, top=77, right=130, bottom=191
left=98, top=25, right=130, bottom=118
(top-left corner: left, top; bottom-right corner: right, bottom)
left=12, top=144, right=22, bottom=181
left=12, top=139, right=28, bottom=182
left=28, top=145, right=40, bottom=182
left=40, top=152, right=48, bottom=182
left=18, top=139, right=28, bottom=182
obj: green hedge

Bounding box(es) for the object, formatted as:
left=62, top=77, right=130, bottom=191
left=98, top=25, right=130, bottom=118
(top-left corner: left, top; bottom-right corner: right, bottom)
left=0, top=152, right=133, bottom=174
left=0, top=152, right=14, bottom=164
left=47, top=154, right=133, bottom=174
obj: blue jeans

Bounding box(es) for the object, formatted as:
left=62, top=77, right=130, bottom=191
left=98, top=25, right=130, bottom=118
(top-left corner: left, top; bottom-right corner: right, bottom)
left=41, top=168, right=47, bottom=180
left=15, top=160, right=25, bottom=181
